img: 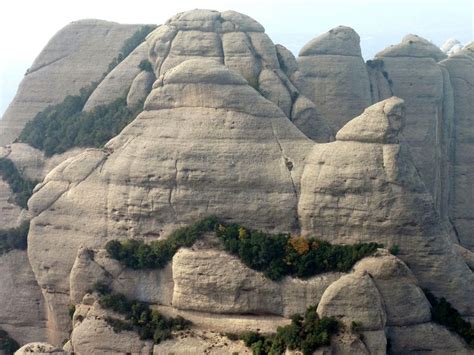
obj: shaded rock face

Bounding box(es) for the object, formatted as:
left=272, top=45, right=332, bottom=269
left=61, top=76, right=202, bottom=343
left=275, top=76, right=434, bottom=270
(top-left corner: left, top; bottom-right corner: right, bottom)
left=0, top=251, right=48, bottom=345
left=375, top=35, right=453, bottom=219
left=440, top=50, right=474, bottom=250
left=144, top=9, right=332, bottom=141
left=298, top=98, right=474, bottom=317
left=293, top=26, right=372, bottom=133
left=27, top=58, right=313, bottom=339
left=0, top=20, right=142, bottom=145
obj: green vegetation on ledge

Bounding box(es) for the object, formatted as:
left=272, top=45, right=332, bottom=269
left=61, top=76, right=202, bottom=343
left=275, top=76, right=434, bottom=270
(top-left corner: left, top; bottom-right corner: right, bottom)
left=0, top=328, right=20, bottom=354
left=105, top=217, right=380, bottom=281
left=0, top=158, right=38, bottom=208
left=17, top=25, right=156, bottom=157
left=94, top=284, right=191, bottom=344
left=0, top=221, right=30, bottom=256
left=237, top=305, right=340, bottom=355
left=19, top=97, right=143, bottom=156
left=424, top=290, right=474, bottom=347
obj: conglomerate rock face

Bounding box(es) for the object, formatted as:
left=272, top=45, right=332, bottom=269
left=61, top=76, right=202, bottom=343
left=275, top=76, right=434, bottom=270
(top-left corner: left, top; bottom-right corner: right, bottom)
left=0, top=20, right=142, bottom=146
left=0, top=9, right=473, bottom=354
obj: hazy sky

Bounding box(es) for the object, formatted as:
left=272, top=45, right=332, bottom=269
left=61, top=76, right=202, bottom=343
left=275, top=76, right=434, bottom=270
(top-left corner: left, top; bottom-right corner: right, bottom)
left=0, top=0, right=472, bottom=116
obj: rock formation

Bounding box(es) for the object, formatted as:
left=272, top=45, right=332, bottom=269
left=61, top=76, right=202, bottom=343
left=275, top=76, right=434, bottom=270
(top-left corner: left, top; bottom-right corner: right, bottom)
left=292, top=26, right=372, bottom=133
left=0, top=20, right=142, bottom=146
left=375, top=35, right=452, bottom=219
left=298, top=97, right=474, bottom=317
left=440, top=47, right=474, bottom=250
left=0, top=9, right=473, bottom=354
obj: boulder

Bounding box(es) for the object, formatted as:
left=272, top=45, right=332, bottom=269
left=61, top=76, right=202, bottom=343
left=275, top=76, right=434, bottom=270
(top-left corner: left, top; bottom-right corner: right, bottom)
left=69, top=297, right=153, bottom=354
left=317, top=273, right=386, bottom=331
left=354, top=251, right=431, bottom=326
left=172, top=248, right=341, bottom=317
left=294, top=26, right=372, bottom=133
left=0, top=20, right=142, bottom=145
left=378, top=34, right=447, bottom=61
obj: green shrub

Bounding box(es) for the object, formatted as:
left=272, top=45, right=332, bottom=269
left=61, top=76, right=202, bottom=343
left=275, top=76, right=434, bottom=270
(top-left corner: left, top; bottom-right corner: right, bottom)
left=19, top=97, right=143, bottom=156
left=232, top=305, right=341, bottom=355
left=68, top=304, right=76, bottom=320
left=0, top=158, right=38, bottom=208
left=389, top=244, right=400, bottom=255
left=0, top=328, right=20, bottom=353
left=105, top=216, right=219, bottom=269
left=216, top=224, right=380, bottom=280
left=0, top=220, right=30, bottom=255
left=97, top=290, right=191, bottom=344
left=138, top=59, right=154, bottom=73
left=424, top=290, right=474, bottom=347
left=106, top=217, right=380, bottom=281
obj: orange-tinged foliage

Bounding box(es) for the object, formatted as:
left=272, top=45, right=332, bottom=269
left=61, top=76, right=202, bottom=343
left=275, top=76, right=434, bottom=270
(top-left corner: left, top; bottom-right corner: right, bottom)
left=289, top=236, right=310, bottom=255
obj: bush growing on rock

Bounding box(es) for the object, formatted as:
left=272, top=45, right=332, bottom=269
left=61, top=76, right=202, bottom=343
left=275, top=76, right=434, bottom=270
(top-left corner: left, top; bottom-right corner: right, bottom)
left=425, top=290, right=474, bottom=347
left=216, top=223, right=381, bottom=280
left=234, top=305, right=340, bottom=355
left=105, top=216, right=219, bottom=269
left=138, top=59, right=153, bottom=73
left=0, top=220, right=30, bottom=255
left=0, top=328, right=20, bottom=353
left=106, top=217, right=380, bottom=281
left=0, top=158, right=38, bottom=208
left=95, top=288, right=191, bottom=344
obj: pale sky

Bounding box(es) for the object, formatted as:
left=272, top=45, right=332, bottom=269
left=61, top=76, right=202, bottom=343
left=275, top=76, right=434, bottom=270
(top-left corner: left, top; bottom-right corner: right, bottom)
left=0, top=0, right=473, bottom=116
